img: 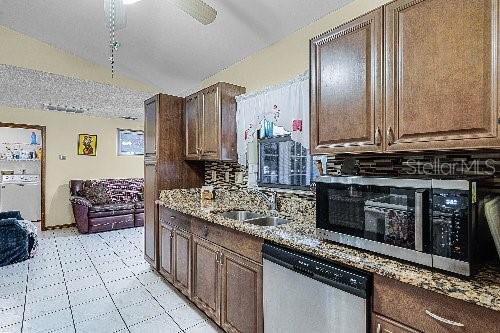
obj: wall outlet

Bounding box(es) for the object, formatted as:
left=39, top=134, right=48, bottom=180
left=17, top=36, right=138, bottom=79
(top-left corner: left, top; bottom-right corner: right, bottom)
left=211, top=170, right=217, bottom=182
left=225, top=171, right=230, bottom=182
left=235, top=172, right=243, bottom=184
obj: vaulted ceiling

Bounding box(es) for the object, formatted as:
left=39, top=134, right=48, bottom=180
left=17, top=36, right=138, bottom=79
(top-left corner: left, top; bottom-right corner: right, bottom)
left=0, top=0, right=353, bottom=96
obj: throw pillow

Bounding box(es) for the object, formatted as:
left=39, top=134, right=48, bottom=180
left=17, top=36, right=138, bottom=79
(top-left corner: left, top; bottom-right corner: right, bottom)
left=81, top=183, right=111, bottom=205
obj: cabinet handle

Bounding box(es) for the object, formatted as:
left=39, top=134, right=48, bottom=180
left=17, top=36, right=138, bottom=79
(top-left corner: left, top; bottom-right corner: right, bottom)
left=425, top=310, right=464, bottom=327
left=215, top=251, right=220, bottom=264
left=219, top=252, right=224, bottom=265
left=386, top=126, right=395, bottom=146
left=170, top=215, right=175, bottom=219
left=170, top=232, right=174, bottom=239
left=375, top=127, right=382, bottom=146
left=376, top=323, right=381, bottom=333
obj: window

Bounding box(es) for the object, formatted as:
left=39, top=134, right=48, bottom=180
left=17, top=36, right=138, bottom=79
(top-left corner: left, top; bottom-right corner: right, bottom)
left=258, top=121, right=318, bottom=189
left=117, top=129, right=144, bottom=156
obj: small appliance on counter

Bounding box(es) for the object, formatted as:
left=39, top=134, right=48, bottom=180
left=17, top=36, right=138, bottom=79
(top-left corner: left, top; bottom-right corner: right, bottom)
left=315, top=175, right=493, bottom=276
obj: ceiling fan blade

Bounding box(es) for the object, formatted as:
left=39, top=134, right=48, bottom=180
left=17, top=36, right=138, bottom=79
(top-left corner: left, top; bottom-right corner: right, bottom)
left=167, top=0, right=217, bottom=25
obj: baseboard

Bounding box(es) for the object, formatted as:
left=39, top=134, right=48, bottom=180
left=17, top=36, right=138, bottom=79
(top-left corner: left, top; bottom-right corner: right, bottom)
left=43, top=223, right=76, bottom=231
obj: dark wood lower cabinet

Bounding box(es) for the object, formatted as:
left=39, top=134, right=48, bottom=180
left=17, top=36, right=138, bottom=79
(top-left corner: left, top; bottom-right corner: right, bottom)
left=173, top=228, right=191, bottom=298
left=158, top=208, right=263, bottom=333
left=192, top=236, right=221, bottom=324
left=220, top=250, right=263, bottom=333
left=159, top=223, right=173, bottom=283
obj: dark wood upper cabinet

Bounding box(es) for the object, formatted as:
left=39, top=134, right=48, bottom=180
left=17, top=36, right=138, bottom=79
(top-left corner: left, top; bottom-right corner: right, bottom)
left=220, top=250, right=263, bottom=333
left=310, top=8, right=383, bottom=154
left=185, top=93, right=201, bottom=159
left=200, top=86, right=221, bottom=159
left=192, top=236, right=221, bottom=324
left=185, top=82, right=245, bottom=161
left=144, top=96, right=157, bottom=155
left=385, top=0, right=500, bottom=151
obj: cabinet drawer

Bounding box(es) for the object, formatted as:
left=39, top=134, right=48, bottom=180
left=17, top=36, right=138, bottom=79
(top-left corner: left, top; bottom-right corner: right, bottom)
left=373, top=275, right=500, bottom=333
left=160, top=207, right=263, bottom=263
left=190, top=216, right=263, bottom=264
left=372, top=314, right=420, bottom=333
left=160, top=207, right=191, bottom=231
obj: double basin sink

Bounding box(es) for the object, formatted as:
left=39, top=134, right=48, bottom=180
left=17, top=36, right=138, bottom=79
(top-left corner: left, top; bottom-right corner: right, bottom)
left=219, top=210, right=291, bottom=227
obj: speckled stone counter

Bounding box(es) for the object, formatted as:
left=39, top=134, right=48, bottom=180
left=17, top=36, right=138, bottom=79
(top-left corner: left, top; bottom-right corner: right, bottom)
left=158, top=188, right=500, bottom=312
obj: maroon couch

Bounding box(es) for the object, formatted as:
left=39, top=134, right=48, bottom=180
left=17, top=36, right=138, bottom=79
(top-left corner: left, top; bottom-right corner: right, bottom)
left=70, top=178, right=144, bottom=234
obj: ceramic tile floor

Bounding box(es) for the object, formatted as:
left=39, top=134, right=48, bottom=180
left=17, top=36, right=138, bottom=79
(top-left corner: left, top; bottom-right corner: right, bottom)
left=0, top=227, right=222, bottom=333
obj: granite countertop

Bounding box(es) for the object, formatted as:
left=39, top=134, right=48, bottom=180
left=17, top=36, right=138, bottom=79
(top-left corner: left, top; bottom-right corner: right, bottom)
left=158, top=188, right=500, bottom=312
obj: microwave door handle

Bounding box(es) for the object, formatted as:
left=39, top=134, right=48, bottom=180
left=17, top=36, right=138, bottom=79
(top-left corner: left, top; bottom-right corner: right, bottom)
left=415, top=190, right=425, bottom=252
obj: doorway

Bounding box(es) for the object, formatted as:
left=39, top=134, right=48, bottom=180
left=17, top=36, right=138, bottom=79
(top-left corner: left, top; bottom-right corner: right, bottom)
left=0, top=122, right=46, bottom=231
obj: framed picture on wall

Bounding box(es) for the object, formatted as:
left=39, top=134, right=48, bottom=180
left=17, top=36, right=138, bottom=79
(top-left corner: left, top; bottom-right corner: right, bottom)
left=77, top=134, right=97, bottom=156
left=117, top=129, right=144, bottom=156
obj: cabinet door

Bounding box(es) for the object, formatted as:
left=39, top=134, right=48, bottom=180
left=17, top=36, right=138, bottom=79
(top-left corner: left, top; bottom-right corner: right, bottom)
left=173, top=228, right=191, bottom=298
left=385, top=0, right=500, bottom=151
left=310, top=8, right=383, bottom=154
left=372, top=314, right=420, bottom=333
left=144, top=158, right=157, bottom=269
left=221, top=250, right=263, bottom=333
left=185, top=93, right=201, bottom=159
left=159, top=223, right=174, bottom=283
left=144, top=96, right=158, bottom=155
left=192, top=236, right=221, bottom=324
left=200, top=86, right=221, bottom=160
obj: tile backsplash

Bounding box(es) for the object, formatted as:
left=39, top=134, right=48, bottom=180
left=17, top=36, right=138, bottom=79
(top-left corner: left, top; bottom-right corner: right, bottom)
left=205, top=151, right=500, bottom=194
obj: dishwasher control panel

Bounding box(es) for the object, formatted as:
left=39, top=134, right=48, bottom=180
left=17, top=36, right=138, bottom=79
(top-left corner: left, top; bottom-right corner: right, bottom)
left=262, top=243, right=371, bottom=298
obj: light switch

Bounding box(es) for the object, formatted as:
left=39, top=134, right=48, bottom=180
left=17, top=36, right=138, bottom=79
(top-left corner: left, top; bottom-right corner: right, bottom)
left=59, top=155, right=67, bottom=160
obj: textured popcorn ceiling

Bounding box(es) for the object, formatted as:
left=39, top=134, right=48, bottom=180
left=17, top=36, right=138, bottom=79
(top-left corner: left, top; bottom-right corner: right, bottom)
left=0, top=64, right=153, bottom=120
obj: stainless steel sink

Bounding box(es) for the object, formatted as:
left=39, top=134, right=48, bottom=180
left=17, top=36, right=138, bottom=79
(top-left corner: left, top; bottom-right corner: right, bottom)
left=243, top=216, right=291, bottom=227
left=219, top=210, right=291, bottom=226
left=219, top=210, right=266, bottom=221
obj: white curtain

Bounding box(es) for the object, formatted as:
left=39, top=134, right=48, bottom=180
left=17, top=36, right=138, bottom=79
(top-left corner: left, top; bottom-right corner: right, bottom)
left=235, top=72, right=309, bottom=166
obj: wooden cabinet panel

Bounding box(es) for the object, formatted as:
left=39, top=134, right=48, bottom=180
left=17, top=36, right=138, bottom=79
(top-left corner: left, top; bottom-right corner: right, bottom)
left=372, top=314, right=420, bottom=333
left=159, top=223, right=174, bottom=283
left=310, top=8, right=383, bottom=154
left=173, top=228, right=191, bottom=298
left=144, top=159, right=157, bottom=268
left=221, top=250, right=263, bottom=333
left=185, top=93, right=201, bottom=159
left=373, top=275, right=500, bottom=333
left=144, top=96, right=157, bottom=155
left=385, top=0, right=500, bottom=151
left=192, top=236, right=221, bottom=324
left=200, top=86, right=220, bottom=159
left=184, top=83, right=245, bottom=161
left=163, top=208, right=263, bottom=263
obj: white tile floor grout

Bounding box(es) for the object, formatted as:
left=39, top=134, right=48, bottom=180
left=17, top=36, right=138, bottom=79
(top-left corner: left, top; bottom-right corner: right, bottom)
left=0, top=227, right=222, bottom=333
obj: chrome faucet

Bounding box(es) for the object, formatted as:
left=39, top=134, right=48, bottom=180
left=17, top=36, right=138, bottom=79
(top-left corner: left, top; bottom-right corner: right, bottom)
left=249, top=188, right=278, bottom=211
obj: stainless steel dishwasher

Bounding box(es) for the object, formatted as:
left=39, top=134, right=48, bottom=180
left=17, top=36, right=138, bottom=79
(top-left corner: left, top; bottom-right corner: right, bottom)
left=263, top=243, right=370, bottom=333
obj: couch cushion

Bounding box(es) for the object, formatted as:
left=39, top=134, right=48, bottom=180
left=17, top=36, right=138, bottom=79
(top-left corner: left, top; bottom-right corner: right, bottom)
left=89, top=203, right=135, bottom=213
left=80, top=183, right=112, bottom=205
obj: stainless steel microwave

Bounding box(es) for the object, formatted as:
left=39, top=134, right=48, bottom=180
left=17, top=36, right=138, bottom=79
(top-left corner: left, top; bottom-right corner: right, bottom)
left=315, top=175, right=484, bottom=276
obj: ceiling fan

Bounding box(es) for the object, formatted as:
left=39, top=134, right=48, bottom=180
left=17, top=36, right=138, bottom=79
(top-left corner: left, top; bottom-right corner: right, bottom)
left=107, top=0, right=217, bottom=27
left=104, top=0, right=217, bottom=77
